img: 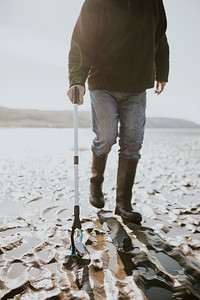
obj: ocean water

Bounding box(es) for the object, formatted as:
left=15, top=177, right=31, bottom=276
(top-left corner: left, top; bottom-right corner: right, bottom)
left=1, top=127, right=199, bottom=156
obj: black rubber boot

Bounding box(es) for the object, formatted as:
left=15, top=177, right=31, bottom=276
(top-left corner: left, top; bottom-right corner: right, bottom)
left=89, top=154, right=107, bottom=209
left=115, top=157, right=142, bottom=224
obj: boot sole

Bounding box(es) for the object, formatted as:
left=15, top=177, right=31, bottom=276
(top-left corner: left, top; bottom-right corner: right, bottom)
left=115, top=209, right=142, bottom=224
left=89, top=196, right=105, bottom=209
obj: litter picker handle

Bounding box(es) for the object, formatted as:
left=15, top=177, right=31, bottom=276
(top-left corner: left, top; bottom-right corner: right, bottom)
left=73, top=86, right=79, bottom=207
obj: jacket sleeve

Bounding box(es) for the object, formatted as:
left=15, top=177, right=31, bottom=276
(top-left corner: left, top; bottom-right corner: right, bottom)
left=155, top=0, right=170, bottom=82
left=68, top=0, right=99, bottom=87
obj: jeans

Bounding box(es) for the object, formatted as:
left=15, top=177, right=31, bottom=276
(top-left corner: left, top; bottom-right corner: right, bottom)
left=90, top=90, right=146, bottom=159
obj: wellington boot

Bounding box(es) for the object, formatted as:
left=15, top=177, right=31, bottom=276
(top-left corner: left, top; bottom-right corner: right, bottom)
left=89, top=154, right=107, bottom=209
left=115, top=157, right=142, bottom=224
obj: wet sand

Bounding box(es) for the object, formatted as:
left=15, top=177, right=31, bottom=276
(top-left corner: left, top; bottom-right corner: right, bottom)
left=0, top=128, right=200, bottom=299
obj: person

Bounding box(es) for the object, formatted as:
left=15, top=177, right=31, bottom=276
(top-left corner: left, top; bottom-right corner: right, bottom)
left=67, top=0, right=169, bottom=225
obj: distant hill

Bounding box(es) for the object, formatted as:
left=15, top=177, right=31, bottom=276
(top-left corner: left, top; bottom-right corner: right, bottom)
left=145, top=118, right=200, bottom=128
left=0, top=106, right=199, bottom=128
left=0, top=106, right=91, bottom=128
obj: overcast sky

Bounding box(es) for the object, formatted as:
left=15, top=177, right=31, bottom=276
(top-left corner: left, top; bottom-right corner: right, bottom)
left=0, top=0, right=200, bottom=124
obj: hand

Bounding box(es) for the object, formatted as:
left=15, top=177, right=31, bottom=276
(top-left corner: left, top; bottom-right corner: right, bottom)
left=155, top=81, right=167, bottom=95
left=67, top=84, right=85, bottom=105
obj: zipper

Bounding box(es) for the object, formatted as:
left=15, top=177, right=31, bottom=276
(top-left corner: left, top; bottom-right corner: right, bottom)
left=127, top=0, right=131, bottom=16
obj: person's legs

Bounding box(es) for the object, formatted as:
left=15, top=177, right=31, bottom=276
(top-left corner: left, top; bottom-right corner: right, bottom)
left=89, top=90, right=118, bottom=208
left=90, top=90, right=119, bottom=157
left=116, top=91, right=146, bottom=224
left=118, top=91, right=146, bottom=160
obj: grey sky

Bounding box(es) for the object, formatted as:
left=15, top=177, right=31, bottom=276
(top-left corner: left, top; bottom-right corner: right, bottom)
left=0, top=0, right=200, bottom=124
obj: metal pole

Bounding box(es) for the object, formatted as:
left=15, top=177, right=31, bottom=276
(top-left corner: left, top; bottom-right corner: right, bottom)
left=73, top=87, right=79, bottom=206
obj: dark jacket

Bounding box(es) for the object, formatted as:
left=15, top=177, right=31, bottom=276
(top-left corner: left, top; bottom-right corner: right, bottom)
left=68, top=0, right=169, bottom=92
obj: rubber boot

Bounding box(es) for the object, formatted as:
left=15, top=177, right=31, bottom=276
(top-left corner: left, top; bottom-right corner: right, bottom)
left=89, top=154, right=107, bottom=209
left=115, top=157, right=142, bottom=224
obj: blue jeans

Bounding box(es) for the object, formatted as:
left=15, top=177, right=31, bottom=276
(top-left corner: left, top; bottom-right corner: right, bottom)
left=90, top=90, right=146, bottom=159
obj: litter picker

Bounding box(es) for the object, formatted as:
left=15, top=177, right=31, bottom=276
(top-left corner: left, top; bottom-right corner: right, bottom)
left=70, top=86, right=88, bottom=257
